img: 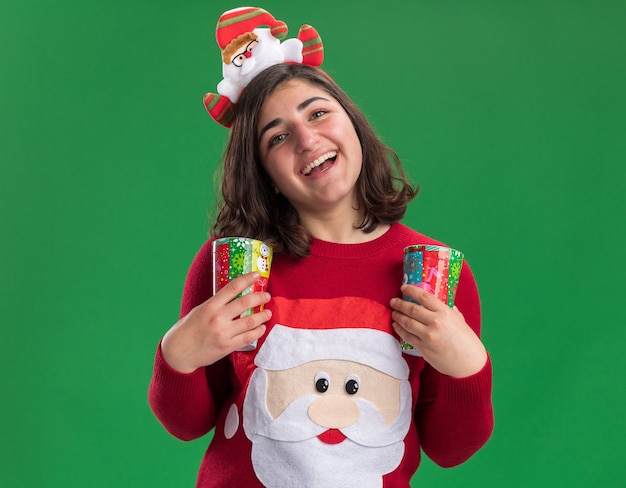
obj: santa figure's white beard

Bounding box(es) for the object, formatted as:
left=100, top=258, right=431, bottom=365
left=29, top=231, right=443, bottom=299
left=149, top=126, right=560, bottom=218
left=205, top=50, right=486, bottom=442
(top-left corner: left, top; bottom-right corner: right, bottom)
left=220, top=29, right=288, bottom=101
left=243, top=369, right=411, bottom=488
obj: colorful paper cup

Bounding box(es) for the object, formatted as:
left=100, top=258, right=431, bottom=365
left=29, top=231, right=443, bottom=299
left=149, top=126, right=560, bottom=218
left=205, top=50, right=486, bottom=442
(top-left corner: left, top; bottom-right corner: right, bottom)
left=401, top=245, right=464, bottom=356
left=212, top=237, right=273, bottom=350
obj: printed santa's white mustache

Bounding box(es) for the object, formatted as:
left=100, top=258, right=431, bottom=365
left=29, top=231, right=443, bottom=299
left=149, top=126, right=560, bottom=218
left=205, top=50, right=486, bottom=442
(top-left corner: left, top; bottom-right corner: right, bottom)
left=243, top=372, right=411, bottom=447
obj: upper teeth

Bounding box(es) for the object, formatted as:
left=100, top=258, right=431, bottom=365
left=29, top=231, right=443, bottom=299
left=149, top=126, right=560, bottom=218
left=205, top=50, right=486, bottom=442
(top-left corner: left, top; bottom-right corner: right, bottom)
left=302, top=151, right=337, bottom=175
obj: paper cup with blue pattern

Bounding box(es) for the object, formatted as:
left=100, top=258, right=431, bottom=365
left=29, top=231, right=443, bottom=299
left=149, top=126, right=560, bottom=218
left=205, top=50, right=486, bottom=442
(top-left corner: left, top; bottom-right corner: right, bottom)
left=401, top=245, right=464, bottom=356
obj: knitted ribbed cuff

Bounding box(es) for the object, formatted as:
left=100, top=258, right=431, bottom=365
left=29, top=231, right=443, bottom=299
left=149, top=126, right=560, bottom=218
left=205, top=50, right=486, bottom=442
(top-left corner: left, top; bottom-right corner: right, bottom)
left=441, top=354, right=493, bottom=406
left=152, top=341, right=207, bottom=398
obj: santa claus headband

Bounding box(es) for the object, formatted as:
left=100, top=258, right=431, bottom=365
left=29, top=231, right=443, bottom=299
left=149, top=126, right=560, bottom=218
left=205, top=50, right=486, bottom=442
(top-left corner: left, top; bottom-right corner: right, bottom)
left=203, top=6, right=324, bottom=128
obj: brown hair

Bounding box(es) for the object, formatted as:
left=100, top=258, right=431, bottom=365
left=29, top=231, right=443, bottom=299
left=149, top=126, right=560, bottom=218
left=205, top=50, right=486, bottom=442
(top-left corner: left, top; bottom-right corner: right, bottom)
left=211, top=63, right=418, bottom=259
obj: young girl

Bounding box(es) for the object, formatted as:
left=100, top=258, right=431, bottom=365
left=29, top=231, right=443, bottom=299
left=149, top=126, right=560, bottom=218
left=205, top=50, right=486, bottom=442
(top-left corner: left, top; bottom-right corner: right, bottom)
left=149, top=62, right=493, bottom=487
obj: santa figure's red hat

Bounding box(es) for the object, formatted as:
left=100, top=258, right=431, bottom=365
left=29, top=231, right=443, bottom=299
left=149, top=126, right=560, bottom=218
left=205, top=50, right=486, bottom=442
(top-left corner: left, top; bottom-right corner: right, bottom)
left=215, top=7, right=288, bottom=50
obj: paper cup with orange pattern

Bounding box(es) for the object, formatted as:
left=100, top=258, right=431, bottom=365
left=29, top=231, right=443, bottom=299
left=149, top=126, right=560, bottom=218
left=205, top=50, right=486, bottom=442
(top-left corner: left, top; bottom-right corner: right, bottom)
left=212, top=237, right=273, bottom=350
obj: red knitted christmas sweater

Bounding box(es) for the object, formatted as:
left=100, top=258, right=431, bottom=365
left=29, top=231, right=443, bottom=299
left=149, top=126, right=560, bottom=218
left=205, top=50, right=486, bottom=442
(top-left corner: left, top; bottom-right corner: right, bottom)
left=149, top=223, right=494, bottom=487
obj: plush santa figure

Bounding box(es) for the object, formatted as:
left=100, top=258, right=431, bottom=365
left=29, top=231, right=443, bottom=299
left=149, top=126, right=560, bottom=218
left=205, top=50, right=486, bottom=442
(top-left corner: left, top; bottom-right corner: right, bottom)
left=221, top=296, right=412, bottom=488
left=203, top=7, right=324, bottom=127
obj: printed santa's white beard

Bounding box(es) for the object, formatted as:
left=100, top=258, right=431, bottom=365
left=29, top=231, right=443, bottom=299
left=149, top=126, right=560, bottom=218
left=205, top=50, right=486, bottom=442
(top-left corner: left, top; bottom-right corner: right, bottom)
left=243, top=367, right=412, bottom=487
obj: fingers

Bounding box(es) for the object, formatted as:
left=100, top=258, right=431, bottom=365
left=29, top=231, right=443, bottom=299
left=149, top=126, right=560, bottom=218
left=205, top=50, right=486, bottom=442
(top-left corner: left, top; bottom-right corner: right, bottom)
left=215, top=274, right=272, bottom=343
left=390, top=299, right=424, bottom=346
left=391, top=319, right=422, bottom=352
left=161, top=273, right=273, bottom=372
left=231, top=312, right=270, bottom=350
left=389, top=286, right=449, bottom=343
left=215, top=272, right=271, bottom=317
left=216, top=272, right=264, bottom=304
left=390, top=287, right=488, bottom=377
left=399, top=284, right=446, bottom=311
left=216, top=292, right=272, bottom=352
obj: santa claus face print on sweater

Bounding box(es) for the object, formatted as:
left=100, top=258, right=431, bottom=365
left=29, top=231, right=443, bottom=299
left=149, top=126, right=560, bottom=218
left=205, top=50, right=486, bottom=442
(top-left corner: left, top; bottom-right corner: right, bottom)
left=239, top=296, right=412, bottom=487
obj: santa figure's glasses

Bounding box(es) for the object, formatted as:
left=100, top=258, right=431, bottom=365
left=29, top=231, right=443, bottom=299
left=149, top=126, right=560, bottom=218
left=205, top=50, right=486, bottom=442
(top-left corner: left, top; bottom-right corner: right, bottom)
left=231, top=40, right=258, bottom=67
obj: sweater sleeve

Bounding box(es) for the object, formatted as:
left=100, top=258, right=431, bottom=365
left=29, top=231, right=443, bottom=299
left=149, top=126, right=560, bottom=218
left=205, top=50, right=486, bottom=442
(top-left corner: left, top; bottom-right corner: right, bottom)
left=148, top=239, right=232, bottom=441
left=148, top=342, right=217, bottom=441
left=415, top=260, right=494, bottom=467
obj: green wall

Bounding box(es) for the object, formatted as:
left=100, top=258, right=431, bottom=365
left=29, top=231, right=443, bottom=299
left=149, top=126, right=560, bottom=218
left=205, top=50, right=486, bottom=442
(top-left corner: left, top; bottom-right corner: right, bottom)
left=2, top=1, right=624, bottom=486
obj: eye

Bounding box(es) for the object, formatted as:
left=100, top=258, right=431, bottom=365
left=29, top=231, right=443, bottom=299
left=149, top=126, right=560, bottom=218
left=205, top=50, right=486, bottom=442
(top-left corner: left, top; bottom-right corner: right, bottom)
left=315, top=372, right=330, bottom=393
left=310, top=110, right=327, bottom=120
left=268, top=133, right=287, bottom=147
left=345, top=375, right=359, bottom=395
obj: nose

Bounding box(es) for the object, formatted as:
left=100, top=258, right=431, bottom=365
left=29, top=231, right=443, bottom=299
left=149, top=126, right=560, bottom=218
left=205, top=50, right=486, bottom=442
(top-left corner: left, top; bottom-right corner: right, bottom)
left=292, top=122, right=318, bottom=153
left=245, top=51, right=252, bottom=58
left=308, top=395, right=360, bottom=429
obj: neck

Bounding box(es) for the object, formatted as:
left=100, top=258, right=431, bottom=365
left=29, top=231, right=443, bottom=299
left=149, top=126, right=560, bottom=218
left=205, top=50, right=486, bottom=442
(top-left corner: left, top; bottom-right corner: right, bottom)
left=300, top=212, right=390, bottom=244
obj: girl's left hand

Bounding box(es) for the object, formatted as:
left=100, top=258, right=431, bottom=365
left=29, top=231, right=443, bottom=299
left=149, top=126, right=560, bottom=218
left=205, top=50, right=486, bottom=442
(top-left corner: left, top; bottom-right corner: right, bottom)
left=390, top=284, right=488, bottom=378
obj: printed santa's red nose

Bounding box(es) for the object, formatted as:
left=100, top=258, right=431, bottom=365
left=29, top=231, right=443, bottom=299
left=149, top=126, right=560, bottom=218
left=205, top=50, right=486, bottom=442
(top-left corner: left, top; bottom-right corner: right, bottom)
left=317, top=428, right=347, bottom=445
left=245, top=51, right=252, bottom=58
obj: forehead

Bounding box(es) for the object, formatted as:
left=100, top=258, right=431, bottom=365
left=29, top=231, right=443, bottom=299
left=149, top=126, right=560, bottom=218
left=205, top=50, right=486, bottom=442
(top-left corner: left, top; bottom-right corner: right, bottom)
left=260, top=80, right=332, bottom=116
left=271, top=78, right=321, bottom=94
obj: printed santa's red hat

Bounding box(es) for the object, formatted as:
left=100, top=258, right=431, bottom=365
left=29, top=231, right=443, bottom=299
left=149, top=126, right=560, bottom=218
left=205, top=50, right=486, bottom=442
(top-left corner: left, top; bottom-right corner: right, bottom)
left=215, top=7, right=288, bottom=50
left=253, top=296, right=410, bottom=380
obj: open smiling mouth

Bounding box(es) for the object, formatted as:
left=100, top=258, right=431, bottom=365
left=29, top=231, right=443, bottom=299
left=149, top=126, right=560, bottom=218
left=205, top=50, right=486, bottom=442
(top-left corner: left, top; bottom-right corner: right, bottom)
left=301, top=151, right=337, bottom=176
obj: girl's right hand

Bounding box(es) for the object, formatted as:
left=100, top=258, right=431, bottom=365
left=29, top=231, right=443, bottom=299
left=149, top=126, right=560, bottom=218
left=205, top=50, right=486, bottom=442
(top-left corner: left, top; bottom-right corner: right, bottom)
left=160, top=272, right=272, bottom=373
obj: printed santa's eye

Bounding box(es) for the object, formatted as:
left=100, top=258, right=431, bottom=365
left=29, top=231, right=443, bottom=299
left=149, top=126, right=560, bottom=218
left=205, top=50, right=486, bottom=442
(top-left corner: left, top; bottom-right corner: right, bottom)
left=314, top=372, right=330, bottom=393
left=345, top=375, right=360, bottom=395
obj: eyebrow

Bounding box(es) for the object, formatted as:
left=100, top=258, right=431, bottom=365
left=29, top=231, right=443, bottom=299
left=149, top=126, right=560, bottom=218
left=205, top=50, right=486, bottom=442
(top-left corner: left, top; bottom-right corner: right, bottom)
left=258, top=96, right=330, bottom=141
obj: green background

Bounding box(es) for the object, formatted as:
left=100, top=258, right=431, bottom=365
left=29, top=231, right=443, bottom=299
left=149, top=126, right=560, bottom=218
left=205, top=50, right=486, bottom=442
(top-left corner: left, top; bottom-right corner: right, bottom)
left=2, top=0, right=624, bottom=486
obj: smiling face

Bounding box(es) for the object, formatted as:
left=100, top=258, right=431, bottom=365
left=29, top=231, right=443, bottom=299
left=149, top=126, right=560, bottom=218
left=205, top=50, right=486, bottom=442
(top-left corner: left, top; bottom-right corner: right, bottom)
left=257, top=79, right=363, bottom=221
